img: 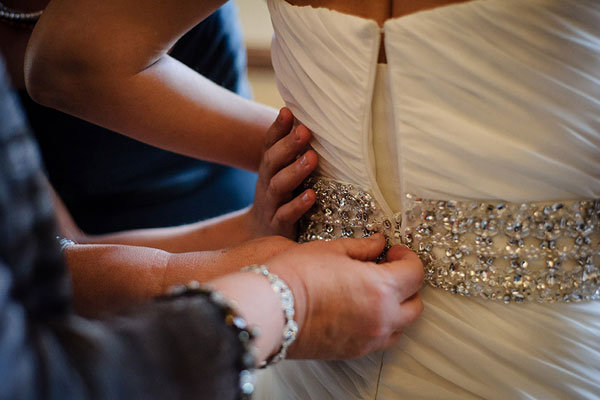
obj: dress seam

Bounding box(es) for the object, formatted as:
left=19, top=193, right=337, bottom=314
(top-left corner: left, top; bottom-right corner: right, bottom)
left=363, top=24, right=394, bottom=217
left=373, top=351, right=386, bottom=400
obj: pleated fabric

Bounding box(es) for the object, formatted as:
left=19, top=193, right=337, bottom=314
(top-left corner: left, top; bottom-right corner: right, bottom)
left=385, top=0, right=600, bottom=202
left=256, top=0, right=600, bottom=398
left=268, top=0, right=381, bottom=187
left=256, top=287, right=600, bottom=400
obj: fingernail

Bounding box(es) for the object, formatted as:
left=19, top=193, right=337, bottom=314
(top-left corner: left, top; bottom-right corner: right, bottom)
left=299, top=154, right=308, bottom=167
left=277, top=109, right=284, bottom=122
left=302, top=192, right=310, bottom=202
left=294, top=127, right=302, bottom=141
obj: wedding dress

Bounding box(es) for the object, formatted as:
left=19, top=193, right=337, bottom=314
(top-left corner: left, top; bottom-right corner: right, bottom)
left=255, top=0, right=600, bottom=398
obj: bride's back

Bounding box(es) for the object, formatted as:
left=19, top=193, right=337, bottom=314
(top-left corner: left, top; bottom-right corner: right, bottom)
left=262, top=1, right=600, bottom=398
left=261, top=3, right=600, bottom=397
left=285, top=0, right=468, bottom=62
left=269, top=0, right=600, bottom=203
left=286, top=0, right=468, bottom=24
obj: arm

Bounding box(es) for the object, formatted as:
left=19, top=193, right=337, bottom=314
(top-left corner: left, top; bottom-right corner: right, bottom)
left=1, top=237, right=425, bottom=399
left=0, top=252, right=287, bottom=399
left=25, top=0, right=274, bottom=171
left=57, top=197, right=258, bottom=252
left=64, top=235, right=296, bottom=317
left=53, top=109, right=318, bottom=252
left=63, top=234, right=425, bottom=362
left=56, top=110, right=312, bottom=316
left=0, top=57, right=284, bottom=397
left=86, top=209, right=256, bottom=252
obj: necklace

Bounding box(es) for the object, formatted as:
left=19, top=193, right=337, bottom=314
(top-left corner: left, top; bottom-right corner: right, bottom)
left=0, top=2, right=44, bottom=28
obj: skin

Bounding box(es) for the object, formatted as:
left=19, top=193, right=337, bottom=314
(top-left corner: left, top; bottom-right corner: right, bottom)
left=57, top=109, right=317, bottom=316
left=55, top=108, right=317, bottom=252
left=23, top=0, right=468, bottom=168
left=287, top=0, right=468, bottom=62
left=210, top=235, right=424, bottom=364
left=64, top=234, right=425, bottom=364
left=286, top=0, right=468, bottom=23
left=25, top=0, right=274, bottom=171
left=19, top=0, right=431, bottom=361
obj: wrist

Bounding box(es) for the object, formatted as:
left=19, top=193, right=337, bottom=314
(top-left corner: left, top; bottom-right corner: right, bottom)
left=208, top=272, right=285, bottom=364
left=243, top=205, right=267, bottom=240
left=162, top=281, right=257, bottom=398
left=241, top=265, right=299, bottom=367
left=265, top=262, right=307, bottom=355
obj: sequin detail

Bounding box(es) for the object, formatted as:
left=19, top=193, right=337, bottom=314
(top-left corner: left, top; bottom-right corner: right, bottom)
left=299, top=176, right=600, bottom=303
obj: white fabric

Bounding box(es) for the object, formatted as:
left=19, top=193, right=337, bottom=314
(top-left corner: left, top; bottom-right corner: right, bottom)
left=256, top=0, right=600, bottom=398
left=372, top=64, right=402, bottom=211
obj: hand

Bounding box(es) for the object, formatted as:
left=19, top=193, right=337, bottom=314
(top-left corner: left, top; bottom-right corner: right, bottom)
left=216, top=235, right=298, bottom=270
left=266, top=234, right=425, bottom=360
left=247, top=108, right=318, bottom=239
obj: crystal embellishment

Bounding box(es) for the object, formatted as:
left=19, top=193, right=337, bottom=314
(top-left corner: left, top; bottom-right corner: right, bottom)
left=241, top=264, right=298, bottom=366
left=299, top=176, right=600, bottom=303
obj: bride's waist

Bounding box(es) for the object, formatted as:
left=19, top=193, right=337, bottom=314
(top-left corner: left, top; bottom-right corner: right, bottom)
left=298, top=176, right=600, bottom=304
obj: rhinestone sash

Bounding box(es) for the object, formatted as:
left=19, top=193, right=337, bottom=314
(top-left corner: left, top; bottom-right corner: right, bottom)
left=298, top=176, right=600, bottom=303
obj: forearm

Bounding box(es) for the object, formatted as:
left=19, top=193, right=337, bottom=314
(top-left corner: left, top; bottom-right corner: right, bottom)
left=27, top=55, right=275, bottom=171
left=64, top=239, right=288, bottom=317
left=84, top=208, right=256, bottom=253
left=208, top=272, right=285, bottom=364
left=65, top=244, right=223, bottom=316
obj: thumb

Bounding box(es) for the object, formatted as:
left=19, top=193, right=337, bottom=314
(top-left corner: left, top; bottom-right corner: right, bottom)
left=335, top=233, right=386, bottom=261
left=386, top=244, right=420, bottom=263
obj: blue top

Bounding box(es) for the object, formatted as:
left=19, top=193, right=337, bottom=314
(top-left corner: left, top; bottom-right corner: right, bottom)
left=19, top=1, right=257, bottom=233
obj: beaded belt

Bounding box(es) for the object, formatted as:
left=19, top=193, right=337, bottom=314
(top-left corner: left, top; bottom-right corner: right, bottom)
left=298, top=176, right=600, bottom=303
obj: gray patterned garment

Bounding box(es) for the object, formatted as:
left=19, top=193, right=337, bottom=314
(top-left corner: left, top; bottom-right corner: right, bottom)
left=0, top=56, right=246, bottom=400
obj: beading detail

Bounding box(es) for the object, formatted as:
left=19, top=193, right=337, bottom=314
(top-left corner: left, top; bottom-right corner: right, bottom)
left=299, top=176, right=600, bottom=303
left=241, top=265, right=298, bottom=367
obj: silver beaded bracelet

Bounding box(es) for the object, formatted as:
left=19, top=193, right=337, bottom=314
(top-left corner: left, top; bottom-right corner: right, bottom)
left=56, top=236, right=76, bottom=252
left=241, top=264, right=298, bottom=368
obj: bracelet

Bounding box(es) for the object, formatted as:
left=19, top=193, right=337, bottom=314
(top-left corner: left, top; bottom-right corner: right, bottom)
left=166, top=281, right=258, bottom=399
left=55, top=235, right=76, bottom=252
left=241, top=264, right=298, bottom=368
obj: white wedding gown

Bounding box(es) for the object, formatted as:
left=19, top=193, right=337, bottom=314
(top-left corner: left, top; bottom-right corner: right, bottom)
left=254, top=0, right=600, bottom=398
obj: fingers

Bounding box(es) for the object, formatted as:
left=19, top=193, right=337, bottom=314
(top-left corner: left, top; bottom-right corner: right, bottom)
left=268, top=149, right=317, bottom=200
left=332, top=234, right=386, bottom=261
left=386, top=245, right=420, bottom=264
left=381, top=245, right=425, bottom=301
left=397, top=292, right=424, bottom=327
left=250, top=108, right=318, bottom=238
left=385, top=258, right=425, bottom=303
left=264, top=107, right=294, bottom=149
left=382, top=293, right=423, bottom=349
left=262, top=125, right=313, bottom=181
left=382, top=330, right=403, bottom=349
left=272, top=189, right=316, bottom=229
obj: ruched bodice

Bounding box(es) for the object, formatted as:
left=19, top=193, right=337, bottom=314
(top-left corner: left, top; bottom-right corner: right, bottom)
left=258, top=1, right=600, bottom=399
left=269, top=0, right=382, bottom=189
left=269, top=0, right=600, bottom=205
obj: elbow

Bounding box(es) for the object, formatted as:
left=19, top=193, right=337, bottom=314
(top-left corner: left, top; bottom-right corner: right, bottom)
left=24, top=58, right=61, bottom=109
left=24, top=45, right=83, bottom=111
left=24, top=31, right=63, bottom=108
left=24, top=30, right=100, bottom=113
